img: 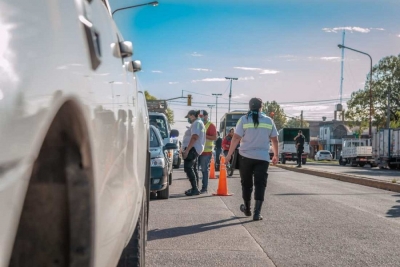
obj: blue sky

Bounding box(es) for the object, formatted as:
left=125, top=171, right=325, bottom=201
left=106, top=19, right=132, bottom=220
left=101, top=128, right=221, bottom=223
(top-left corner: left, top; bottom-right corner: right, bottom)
left=111, top=0, right=400, bottom=133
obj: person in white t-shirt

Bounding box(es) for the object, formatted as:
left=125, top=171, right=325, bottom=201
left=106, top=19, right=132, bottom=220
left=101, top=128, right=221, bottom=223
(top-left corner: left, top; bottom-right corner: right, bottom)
left=182, top=110, right=205, bottom=196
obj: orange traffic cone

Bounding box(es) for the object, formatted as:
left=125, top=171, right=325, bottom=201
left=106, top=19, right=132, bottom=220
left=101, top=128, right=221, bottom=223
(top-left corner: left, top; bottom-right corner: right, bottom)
left=213, top=156, right=233, bottom=196
left=209, top=155, right=216, bottom=179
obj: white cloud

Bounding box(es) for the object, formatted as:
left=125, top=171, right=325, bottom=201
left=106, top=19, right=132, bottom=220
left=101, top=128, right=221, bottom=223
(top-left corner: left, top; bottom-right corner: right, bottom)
left=260, top=69, right=280, bottom=74
left=398, top=34, right=400, bottom=37
left=189, top=68, right=212, bottom=72
left=191, top=78, right=226, bottom=83
left=234, top=67, right=280, bottom=75
left=320, top=57, right=341, bottom=62
left=322, top=26, right=385, bottom=33
left=234, top=67, right=262, bottom=71
left=232, top=93, right=248, bottom=99
left=168, top=82, right=179, bottom=84
left=238, top=76, right=255, bottom=80
left=191, top=52, right=203, bottom=57
left=152, top=70, right=162, bottom=73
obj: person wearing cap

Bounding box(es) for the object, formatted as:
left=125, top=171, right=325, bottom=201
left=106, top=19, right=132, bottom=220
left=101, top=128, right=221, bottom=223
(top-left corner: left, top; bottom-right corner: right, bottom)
left=222, top=128, right=235, bottom=157
left=182, top=110, right=205, bottom=196
left=225, top=98, right=278, bottom=221
left=198, top=110, right=217, bottom=194
left=294, top=130, right=305, bottom=167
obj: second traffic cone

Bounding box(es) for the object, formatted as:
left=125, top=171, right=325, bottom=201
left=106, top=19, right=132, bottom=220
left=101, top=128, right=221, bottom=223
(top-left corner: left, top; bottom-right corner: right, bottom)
left=209, top=155, right=216, bottom=179
left=213, top=156, right=233, bottom=196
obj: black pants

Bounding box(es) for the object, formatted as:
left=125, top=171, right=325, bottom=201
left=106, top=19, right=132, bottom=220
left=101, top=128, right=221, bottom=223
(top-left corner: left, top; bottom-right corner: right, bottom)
left=239, top=154, right=270, bottom=201
left=297, top=146, right=304, bottom=166
left=183, top=147, right=199, bottom=184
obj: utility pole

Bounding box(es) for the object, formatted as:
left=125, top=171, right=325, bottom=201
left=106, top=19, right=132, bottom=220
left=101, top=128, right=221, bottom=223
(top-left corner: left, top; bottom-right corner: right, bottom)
left=207, top=104, right=215, bottom=120
left=225, top=77, right=238, bottom=112
left=212, top=93, right=222, bottom=126
left=300, top=110, right=303, bottom=127
left=386, top=86, right=391, bottom=128
left=339, top=30, right=345, bottom=105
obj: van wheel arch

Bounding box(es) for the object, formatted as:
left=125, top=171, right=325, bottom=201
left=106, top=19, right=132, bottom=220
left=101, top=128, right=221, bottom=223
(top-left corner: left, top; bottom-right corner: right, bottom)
left=10, top=100, right=95, bottom=267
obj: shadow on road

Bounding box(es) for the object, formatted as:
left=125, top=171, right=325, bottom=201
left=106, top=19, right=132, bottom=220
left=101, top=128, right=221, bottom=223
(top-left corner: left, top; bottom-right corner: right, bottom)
left=386, top=194, right=400, bottom=218
left=148, top=217, right=253, bottom=241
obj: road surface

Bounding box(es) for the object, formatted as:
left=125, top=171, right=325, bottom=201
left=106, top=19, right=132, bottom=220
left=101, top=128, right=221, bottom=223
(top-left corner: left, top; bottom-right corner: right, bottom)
left=147, top=166, right=400, bottom=267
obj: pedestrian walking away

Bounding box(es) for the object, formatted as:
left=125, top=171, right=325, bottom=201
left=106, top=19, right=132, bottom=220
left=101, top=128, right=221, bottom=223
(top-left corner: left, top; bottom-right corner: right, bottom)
left=294, top=130, right=305, bottom=167
left=182, top=110, right=205, bottom=196
left=225, top=98, right=278, bottom=221
left=214, top=131, right=222, bottom=171
left=197, top=110, right=217, bottom=194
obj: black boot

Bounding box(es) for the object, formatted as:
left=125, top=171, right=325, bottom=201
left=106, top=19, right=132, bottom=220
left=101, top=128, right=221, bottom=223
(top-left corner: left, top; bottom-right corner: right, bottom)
left=185, top=179, right=200, bottom=196
left=240, top=201, right=252, bottom=216
left=253, top=200, right=264, bottom=221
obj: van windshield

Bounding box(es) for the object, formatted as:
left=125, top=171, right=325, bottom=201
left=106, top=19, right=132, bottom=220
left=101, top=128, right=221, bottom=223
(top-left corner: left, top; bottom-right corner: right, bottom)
left=150, top=115, right=168, bottom=139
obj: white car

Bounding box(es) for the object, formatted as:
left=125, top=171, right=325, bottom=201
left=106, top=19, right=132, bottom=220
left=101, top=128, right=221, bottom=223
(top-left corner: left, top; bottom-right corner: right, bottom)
left=0, top=1, right=149, bottom=266
left=314, top=150, right=333, bottom=161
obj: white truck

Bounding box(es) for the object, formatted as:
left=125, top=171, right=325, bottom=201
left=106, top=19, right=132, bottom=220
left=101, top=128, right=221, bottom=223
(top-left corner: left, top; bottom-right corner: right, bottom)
left=372, top=128, right=400, bottom=169
left=1, top=1, right=150, bottom=266
left=339, top=139, right=376, bottom=167
left=278, top=128, right=310, bottom=165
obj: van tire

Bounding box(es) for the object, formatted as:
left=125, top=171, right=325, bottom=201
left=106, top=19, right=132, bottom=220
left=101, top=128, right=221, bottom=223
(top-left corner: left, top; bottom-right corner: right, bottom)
left=117, top=190, right=147, bottom=267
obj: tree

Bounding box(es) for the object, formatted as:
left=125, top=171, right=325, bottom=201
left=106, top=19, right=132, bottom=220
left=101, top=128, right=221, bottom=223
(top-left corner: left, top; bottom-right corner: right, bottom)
left=262, top=101, right=287, bottom=130
left=144, top=90, right=174, bottom=124
left=285, top=117, right=309, bottom=128
left=346, top=54, right=400, bottom=129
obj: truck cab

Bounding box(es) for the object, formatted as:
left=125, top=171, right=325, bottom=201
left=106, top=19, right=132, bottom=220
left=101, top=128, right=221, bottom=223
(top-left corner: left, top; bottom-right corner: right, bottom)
left=339, top=139, right=376, bottom=167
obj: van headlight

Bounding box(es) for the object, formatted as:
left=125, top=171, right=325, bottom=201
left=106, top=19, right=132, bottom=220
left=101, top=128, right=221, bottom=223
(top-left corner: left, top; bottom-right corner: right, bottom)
left=151, top=158, right=165, bottom=167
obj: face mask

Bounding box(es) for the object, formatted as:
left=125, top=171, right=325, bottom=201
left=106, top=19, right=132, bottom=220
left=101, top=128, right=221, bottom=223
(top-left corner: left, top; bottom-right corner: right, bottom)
left=187, top=118, right=192, bottom=124
left=200, top=117, right=205, bottom=122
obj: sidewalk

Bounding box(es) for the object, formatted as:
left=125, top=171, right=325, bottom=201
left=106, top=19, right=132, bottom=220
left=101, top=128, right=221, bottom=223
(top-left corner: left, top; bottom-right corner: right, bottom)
left=277, top=164, right=400, bottom=193
left=147, top=169, right=275, bottom=267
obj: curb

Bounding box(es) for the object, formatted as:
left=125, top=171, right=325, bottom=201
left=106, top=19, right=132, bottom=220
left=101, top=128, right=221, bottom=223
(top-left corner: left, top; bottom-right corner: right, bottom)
left=276, top=164, right=400, bottom=193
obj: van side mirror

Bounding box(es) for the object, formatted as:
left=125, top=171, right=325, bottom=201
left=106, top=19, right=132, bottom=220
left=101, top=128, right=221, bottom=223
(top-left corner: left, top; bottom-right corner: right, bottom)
left=127, top=60, right=142, bottom=72
left=164, top=143, right=178, bottom=150
left=170, top=129, right=179, bottom=138
left=120, top=41, right=133, bottom=58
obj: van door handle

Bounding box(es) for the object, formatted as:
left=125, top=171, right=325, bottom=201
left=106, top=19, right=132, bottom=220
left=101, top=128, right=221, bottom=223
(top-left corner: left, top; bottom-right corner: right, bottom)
left=79, top=14, right=101, bottom=70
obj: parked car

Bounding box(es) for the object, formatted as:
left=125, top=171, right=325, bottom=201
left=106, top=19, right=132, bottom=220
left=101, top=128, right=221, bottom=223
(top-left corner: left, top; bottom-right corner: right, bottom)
left=173, top=140, right=182, bottom=168
left=315, top=150, right=333, bottom=161
left=0, top=1, right=150, bottom=266
left=150, top=126, right=177, bottom=199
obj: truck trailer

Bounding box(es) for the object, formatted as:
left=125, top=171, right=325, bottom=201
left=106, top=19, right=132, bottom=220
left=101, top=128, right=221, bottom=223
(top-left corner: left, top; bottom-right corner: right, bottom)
left=372, top=128, right=400, bottom=169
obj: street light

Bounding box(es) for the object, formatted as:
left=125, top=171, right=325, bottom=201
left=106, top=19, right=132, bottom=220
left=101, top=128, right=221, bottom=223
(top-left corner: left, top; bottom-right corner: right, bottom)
left=337, top=44, right=373, bottom=137
left=212, top=93, right=222, bottom=127
left=112, top=1, right=159, bottom=17
left=225, top=77, right=238, bottom=112
left=207, top=104, right=215, bottom=120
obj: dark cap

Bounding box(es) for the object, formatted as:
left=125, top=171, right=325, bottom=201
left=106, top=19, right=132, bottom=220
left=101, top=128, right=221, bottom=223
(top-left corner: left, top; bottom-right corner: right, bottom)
left=199, top=110, right=208, bottom=116
left=249, top=98, right=262, bottom=110
left=185, top=110, right=198, bottom=118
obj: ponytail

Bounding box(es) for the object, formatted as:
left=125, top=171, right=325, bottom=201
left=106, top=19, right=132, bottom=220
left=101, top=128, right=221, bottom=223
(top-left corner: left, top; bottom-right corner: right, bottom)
left=247, top=110, right=260, bottom=128
left=194, top=110, right=200, bottom=118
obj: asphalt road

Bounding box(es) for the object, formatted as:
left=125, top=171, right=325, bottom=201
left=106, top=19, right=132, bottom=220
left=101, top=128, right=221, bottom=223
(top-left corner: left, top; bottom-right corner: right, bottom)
left=147, top=166, right=400, bottom=267
left=285, top=161, right=400, bottom=183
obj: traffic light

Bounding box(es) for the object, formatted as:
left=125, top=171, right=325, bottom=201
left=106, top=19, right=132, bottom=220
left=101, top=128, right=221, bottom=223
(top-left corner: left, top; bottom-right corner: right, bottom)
left=187, top=94, right=192, bottom=106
